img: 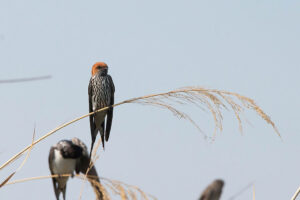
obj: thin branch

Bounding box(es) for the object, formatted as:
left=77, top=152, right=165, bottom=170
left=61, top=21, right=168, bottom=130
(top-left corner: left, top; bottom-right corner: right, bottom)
left=0, top=75, right=52, bottom=84
left=228, top=182, right=255, bottom=200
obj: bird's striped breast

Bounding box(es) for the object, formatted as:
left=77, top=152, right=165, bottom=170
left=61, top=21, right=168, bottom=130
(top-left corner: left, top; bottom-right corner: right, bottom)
left=90, top=74, right=114, bottom=111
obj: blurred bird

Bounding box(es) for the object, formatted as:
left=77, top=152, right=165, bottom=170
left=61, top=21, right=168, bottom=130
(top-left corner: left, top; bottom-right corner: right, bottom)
left=88, top=62, right=115, bottom=154
left=48, top=138, right=103, bottom=200
left=199, top=179, right=224, bottom=200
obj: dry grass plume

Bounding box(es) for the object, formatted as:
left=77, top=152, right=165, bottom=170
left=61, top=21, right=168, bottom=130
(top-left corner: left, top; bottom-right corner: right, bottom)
left=4, top=174, right=156, bottom=200
left=0, top=86, right=280, bottom=171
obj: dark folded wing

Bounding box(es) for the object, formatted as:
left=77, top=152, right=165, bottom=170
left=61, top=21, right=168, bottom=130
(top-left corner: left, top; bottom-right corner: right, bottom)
left=87, top=165, right=103, bottom=200
left=105, top=75, right=115, bottom=141
left=48, top=147, right=59, bottom=199
left=75, top=152, right=103, bottom=200
left=88, top=80, right=96, bottom=135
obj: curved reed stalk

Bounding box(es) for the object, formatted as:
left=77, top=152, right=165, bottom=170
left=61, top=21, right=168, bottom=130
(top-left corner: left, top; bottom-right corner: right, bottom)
left=0, top=129, right=35, bottom=187
left=4, top=174, right=156, bottom=200
left=79, top=139, right=102, bottom=200
left=291, top=186, right=300, bottom=200
left=0, top=86, right=281, bottom=170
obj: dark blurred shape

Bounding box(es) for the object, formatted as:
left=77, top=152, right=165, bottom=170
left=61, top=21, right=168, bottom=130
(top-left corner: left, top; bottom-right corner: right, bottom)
left=199, top=179, right=224, bottom=200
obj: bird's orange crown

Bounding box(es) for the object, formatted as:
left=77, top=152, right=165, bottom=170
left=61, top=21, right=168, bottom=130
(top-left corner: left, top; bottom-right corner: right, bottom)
left=91, top=62, right=108, bottom=76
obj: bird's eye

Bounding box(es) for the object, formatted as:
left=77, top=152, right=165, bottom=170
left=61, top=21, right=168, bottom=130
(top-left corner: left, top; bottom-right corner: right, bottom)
left=97, top=66, right=101, bottom=69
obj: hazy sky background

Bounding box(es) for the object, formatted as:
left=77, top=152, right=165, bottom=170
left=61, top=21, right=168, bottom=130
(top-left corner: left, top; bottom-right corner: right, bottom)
left=0, top=1, right=300, bottom=199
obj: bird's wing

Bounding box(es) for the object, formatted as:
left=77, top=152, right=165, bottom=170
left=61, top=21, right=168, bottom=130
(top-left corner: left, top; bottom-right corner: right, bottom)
left=199, top=195, right=206, bottom=200
left=70, top=137, right=88, bottom=174
left=88, top=80, right=96, bottom=136
left=76, top=156, right=90, bottom=174
left=100, top=121, right=105, bottom=149
left=72, top=137, right=89, bottom=174
left=199, top=190, right=212, bottom=200
left=74, top=147, right=103, bottom=200
left=81, top=156, right=103, bottom=200
left=105, top=75, right=115, bottom=141
left=49, top=146, right=60, bottom=200
left=200, top=185, right=214, bottom=200
left=200, top=184, right=222, bottom=200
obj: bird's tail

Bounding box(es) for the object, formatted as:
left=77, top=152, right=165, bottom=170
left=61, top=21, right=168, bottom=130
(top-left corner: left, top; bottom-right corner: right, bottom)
left=99, top=122, right=106, bottom=150
left=100, top=131, right=105, bottom=150
left=55, top=190, right=60, bottom=200
left=62, top=186, right=66, bottom=200
left=89, top=129, right=98, bottom=159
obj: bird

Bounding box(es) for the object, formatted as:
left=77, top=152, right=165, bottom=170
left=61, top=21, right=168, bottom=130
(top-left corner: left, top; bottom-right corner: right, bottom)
left=88, top=62, right=115, bottom=154
left=199, top=179, right=225, bottom=200
left=48, top=138, right=103, bottom=200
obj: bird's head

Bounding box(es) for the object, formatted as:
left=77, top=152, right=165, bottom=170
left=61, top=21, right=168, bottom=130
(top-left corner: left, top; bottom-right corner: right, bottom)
left=63, top=144, right=83, bottom=159
left=92, top=62, right=108, bottom=76
left=59, top=140, right=83, bottom=159
left=214, top=179, right=225, bottom=187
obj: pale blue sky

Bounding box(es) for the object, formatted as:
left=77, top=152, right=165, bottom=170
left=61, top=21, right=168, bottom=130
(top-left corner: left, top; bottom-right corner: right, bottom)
left=0, top=0, right=300, bottom=199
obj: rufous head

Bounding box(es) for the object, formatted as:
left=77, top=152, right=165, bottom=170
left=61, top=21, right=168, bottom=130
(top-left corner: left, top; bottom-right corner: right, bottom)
left=91, top=62, right=108, bottom=76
